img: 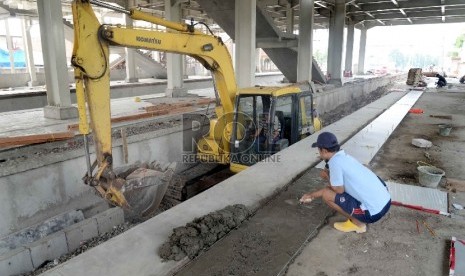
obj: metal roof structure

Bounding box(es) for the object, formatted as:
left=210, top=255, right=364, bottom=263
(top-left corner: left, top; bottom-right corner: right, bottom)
left=1, top=0, right=465, bottom=31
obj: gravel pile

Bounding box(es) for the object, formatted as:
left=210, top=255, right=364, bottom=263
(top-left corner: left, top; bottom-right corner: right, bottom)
left=22, top=222, right=135, bottom=276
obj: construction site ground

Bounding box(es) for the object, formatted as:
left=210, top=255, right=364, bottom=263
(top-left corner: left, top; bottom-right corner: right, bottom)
left=7, top=76, right=464, bottom=276
left=174, top=83, right=465, bottom=276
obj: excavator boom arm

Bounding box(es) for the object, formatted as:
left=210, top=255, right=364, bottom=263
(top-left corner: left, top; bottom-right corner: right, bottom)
left=71, top=0, right=237, bottom=207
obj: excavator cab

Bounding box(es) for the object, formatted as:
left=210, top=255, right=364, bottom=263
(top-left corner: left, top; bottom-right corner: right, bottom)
left=230, top=85, right=321, bottom=173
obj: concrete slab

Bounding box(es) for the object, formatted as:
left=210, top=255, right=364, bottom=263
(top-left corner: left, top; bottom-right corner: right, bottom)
left=94, top=208, right=124, bottom=235
left=41, top=91, right=407, bottom=276
left=64, top=218, right=99, bottom=252
left=0, top=247, right=33, bottom=276
left=387, top=181, right=448, bottom=214
left=27, top=232, right=68, bottom=268
left=0, top=210, right=84, bottom=255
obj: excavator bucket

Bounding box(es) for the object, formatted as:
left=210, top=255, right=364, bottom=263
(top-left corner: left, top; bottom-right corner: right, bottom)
left=113, top=161, right=177, bottom=220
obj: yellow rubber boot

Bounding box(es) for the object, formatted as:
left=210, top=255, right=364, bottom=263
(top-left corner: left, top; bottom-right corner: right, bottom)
left=334, top=220, right=366, bottom=233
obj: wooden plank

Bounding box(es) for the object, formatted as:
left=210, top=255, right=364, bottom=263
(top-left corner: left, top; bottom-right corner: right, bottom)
left=0, top=131, right=75, bottom=148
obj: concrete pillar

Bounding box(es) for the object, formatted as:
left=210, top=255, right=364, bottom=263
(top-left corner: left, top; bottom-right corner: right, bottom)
left=21, top=18, right=39, bottom=86
left=124, top=15, right=138, bottom=83
left=297, top=0, right=314, bottom=82
left=286, top=3, right=294, bottom=34
left=344, top=23, right=355, bottom=77
left=256, top=48, right=261, bottom=73
left=165, top=0, right=187, bottom=97
left=358, top=27, right=367, bottom=75
left=231, top=44, right=236, bottom=69
left=326, top=0, right=345, bottom=86
left=235, top=0, right=256, bottom=88
left=183, top=56, right=189, bottom=78
left=37, top=0, right=77, bottom=119
left=4, top=19, right=15, bottom=73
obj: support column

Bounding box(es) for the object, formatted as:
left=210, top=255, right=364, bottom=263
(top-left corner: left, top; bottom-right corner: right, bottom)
left=124, top=15, right=138, bottom=83
left=235, top=0, right=256, bottom=88
left=21, top=18, right=39, bottom=86
left=165, top=0, right=187, bottom=97
left=37, top=0, right=77, bottom=119
left=286, top=3, right=294, bottom=34
left=256, top=49, right=262, bottom=73
left=358, top=27, right=367, bottom=75
left=326, top=0, right=345, bottom=86
left=344, top=23, right=355, bottom=77
left=183, top=56, right=189, bottom=78
left=4, top=19, right=15, bottom=73
left=297, top=0, right=314, bottom=82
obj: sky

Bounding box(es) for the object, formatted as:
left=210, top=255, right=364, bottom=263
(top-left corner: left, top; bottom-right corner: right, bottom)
left=310, top=22, right=465, bottom=72
left=363, top=23, right=465, bottom=70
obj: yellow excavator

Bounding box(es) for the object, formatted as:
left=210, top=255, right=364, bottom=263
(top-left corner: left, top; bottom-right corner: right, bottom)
left=71, top=0, right=321, bottom=214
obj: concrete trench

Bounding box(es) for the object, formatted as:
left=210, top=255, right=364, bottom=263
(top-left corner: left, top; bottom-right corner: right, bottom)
left=0, top=74, right=402, bottom=275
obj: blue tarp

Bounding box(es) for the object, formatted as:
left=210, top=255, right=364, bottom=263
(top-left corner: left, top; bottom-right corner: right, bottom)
left=0, top=48, right=26, bottom=68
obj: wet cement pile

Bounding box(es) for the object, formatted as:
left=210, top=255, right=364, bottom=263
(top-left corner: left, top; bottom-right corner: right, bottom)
left=159, top=204, right=250, bottom=261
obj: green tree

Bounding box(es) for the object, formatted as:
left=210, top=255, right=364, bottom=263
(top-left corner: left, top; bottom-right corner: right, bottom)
left=314, top=49, right=327, bottom=69
left=455, top=34, right=465, bottom=49
left=389, top=49, right=406, bottom=68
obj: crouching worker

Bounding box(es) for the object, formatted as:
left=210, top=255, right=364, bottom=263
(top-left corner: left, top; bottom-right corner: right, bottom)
left=300, top=132, right=391, bottom=233
left=436, top=73, right=447, bottom=88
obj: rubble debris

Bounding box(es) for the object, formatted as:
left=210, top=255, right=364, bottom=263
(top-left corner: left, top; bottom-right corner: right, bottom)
left=113, top=161, right=148, bottom=179
left=446, top=178, right=465, bottom=192
left=411, top=138, right=432, bottom=148
left=67, top=110, right=170, bottom=131
left=144, top=98, right=214, bottom=112
left=159, top=204, right=250, bottom=261
left=406, top=68, right=422, bottom=86
left=121, top=164, right=176, bottom=220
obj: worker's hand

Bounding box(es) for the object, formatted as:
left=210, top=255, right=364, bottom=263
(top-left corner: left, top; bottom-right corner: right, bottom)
left=299, top=193, right=314, bottom=204
left=320, top=169, right=329, bottom=181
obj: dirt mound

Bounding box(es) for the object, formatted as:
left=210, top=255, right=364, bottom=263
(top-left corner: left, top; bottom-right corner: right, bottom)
left=159, top=204, right=250, bottom=261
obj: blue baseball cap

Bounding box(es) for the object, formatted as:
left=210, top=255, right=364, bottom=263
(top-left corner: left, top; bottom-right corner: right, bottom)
left=311, top=132, right=339, bottom=148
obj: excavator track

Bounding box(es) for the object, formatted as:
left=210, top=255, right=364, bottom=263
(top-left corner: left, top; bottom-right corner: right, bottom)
left=162, top=162, right=234, bottom=208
